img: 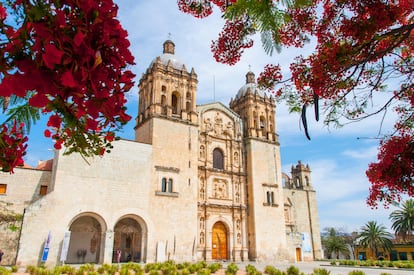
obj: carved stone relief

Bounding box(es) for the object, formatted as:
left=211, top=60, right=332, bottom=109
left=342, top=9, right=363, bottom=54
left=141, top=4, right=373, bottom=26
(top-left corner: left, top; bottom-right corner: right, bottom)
left=213, top=112, right=223, bottom=136
left=213, top=179, right=227, bottom=199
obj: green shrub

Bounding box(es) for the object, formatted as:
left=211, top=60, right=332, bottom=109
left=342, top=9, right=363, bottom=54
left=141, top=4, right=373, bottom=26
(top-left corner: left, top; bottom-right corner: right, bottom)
left=208, top=262, right=222, bottom=273
left=25, top=265, right=51, bottom=275
left=225, top=263, right=238, bottom=275
left=189, top=263, right=203, bottom=274
left=177, top=263, right=191, bottom=270
left=145, top=263, right=162, bottom=273
left=26, top=266, right=38, bottom=275
left=181, top=268, right=191, bottom=275
left=97, top=263, right=118, bottom=275
left=197, top=268, right=211, bottom=275
left=286, top=266, right=299, bottom=275
left=264, top=265, right=284, bottom=275
left=348, top=271, right=365, bottom=275
left=53, top=265, right=76, bottom=275
left=10, top=266, right=18, bottom=273
left=119, top=269, right=133, bottom=275
left=161, top=261, right=178, bottom=275
left=0, top=266, right=11, bottom=275
left=77, top=263, right=95, bottom=275
left=149, top=270, right=160, bottom=275
left=246, top=264, right=262, bottom=275
left=312, top=268, right=330, bottom=275
left=379, top=273, right=391, bottom=275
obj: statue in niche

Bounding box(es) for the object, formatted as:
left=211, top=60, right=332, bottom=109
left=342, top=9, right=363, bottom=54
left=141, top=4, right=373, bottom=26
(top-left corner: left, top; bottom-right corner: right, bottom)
left=199, top=181, right=205, bottom=199
left=236, top=219, right=241, bottom=231
left=200, top=217, right=204, bottom=230
left=237, top=233, right=241, bottom=244
left=200, top=232, right=205, bottom=245
left=200, top=145, right=205, bottom=159
left=234, top=182, right=240, bottom=202
left=226, top=121, right=233, bottom=135
left=214, top=113, right=223, bottom=135
left=235, top=121, right=241, bottom=137
left=234, top=152, right=239, bottom=163
left=204, top=118, right=212, bottom=132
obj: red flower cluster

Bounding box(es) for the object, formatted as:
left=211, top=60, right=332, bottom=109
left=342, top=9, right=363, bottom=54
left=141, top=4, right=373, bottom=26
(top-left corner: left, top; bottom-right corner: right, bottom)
left=178, top=0, right=252, bottom=65
left=0, top=122, right=28, bottom=173
left=257, top=64, right=283, bottom=95
left=211, top=18, right=254, bottom=65
left=179, top=0, right=414, bottom=207
left=0, top=0, right=135, bottom=171
left=177, top=0, right=213, bottom=18
left=366, top=134, right=414, bottom=208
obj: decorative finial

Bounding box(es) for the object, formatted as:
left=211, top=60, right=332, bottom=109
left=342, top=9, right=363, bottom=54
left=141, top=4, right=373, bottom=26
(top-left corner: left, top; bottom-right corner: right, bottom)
left=248, top=64, right=252, bottom=71
left=168, top=32, right=172, bottom=39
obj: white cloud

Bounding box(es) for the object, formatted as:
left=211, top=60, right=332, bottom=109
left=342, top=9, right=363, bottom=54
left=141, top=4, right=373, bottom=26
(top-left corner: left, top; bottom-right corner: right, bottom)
left=342, top=146, right=378, bottom=160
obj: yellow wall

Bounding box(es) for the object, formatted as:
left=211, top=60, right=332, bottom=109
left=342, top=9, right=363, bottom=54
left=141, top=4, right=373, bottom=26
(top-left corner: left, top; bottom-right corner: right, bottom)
left=355, top=244, right=414, bottom=261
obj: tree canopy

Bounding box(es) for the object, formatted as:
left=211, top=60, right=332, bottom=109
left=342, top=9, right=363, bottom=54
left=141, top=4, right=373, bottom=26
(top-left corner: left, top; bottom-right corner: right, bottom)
left=390, top=199, right=414, bottom=242
left=0, top=0, right=134, bottom=172
left=178, top=0, right=414, bottom=207
left=357, top=221, right=393, bottom=259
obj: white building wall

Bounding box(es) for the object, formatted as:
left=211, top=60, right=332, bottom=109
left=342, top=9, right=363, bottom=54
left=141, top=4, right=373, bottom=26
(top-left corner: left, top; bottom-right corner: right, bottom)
left=16, top=140, right=153, bottom=267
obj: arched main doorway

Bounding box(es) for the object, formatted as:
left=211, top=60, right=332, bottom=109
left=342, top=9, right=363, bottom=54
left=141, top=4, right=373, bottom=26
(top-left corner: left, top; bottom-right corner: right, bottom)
left=67, top=214, right=105, bottom=264
left=113, top=217, right=144, bottom=263
left=212, top=222, right=228, bottom=260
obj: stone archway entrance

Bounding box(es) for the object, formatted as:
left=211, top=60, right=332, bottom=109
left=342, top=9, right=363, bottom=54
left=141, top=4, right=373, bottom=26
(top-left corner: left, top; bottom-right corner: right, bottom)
left=212, top=222, right=228, bottom=260
left=67, top=215, right=104, bottom=264
left=113, top=218, right=143, bottom=262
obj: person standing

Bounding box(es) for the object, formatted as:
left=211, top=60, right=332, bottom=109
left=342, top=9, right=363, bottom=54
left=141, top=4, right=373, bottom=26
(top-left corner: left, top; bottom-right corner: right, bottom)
left=0, top=249, right=4, bottom=264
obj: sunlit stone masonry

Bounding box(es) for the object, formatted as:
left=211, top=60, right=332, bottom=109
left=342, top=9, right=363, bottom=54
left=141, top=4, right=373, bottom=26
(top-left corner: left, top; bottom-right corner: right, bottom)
left=0, top=40, right=322, bottom=267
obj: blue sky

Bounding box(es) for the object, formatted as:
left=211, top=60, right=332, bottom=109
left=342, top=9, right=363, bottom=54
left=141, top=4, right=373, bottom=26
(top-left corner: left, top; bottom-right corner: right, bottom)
left=19, top=0, right=401, bottom=233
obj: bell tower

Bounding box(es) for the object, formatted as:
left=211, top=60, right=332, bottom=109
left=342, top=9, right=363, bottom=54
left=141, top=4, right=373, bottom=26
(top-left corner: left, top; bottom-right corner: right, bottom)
left=134, top=40, right=199, bottom=261
left=229, top=71, right=278, bottom=142
left=229, top=71, right=288, bottom=261
left=135, top=39, right=198, bottom=144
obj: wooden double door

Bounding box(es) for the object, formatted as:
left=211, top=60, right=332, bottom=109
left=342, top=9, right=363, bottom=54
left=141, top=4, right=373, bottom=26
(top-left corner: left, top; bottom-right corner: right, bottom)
left=212, top=222, right=228, bottom=260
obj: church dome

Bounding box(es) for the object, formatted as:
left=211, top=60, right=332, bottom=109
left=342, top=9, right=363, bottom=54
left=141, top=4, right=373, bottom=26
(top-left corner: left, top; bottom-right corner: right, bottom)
left=151, top=39, right=186, bottom=70
left=236, top=71, right=266, bottom=98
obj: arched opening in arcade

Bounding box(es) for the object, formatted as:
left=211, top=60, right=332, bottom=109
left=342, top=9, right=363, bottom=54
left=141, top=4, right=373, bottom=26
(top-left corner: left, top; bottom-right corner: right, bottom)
left=113, top=216, right=147, bottom=263
left=66, top=213, right=106, bottom=264
left=211, top=221, right=228, bottom=260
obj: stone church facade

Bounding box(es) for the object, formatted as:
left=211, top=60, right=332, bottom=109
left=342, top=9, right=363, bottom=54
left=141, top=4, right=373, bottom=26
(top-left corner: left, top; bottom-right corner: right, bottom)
left=0, top=40, right=321, bottom=267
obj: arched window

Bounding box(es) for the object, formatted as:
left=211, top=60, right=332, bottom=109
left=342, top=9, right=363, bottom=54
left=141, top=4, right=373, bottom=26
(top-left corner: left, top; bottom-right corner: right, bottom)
left=266, top=191, right=275, bottom=205
left=305, top=176, right=310, bottom=186
left=172, top=93, right=179, bottom=114
left=282, top=177, right=287, bottom=188
left=186, top=92, right=191, bottom=99
left=213, top=148, right=224, bottom=170
left=186, top=101, right=191, bottom=112
left=168, top=178, right=173, bottom=192
left=161, top=178, right=167, bottom=192
left=162, top=85, right=167, bottom=92
left=295, top=177, right=301, bottom=188
left=260, top=116, right=266, bottom=129
left=253, top=111, right=257, bottom=129
left=161, top=95, right=167, bottom=115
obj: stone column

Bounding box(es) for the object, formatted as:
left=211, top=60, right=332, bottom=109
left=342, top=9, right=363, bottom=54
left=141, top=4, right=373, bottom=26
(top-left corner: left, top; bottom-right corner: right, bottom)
left=103, top=230, right=114, bottom=264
